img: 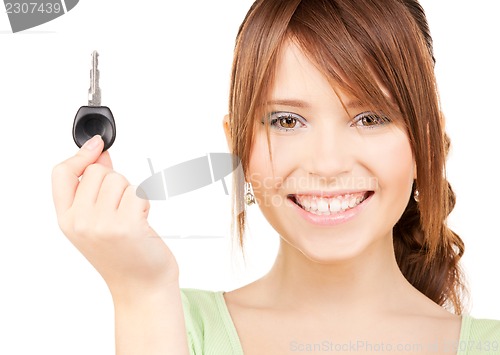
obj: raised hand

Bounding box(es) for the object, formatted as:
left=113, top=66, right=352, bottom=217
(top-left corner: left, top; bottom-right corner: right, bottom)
left=52, top=135, right=178, bottom=296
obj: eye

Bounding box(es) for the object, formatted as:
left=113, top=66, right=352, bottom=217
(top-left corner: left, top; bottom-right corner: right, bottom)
left=264, top=112, right=308, bottom=132
left=351, top=112, right=391, bottom=128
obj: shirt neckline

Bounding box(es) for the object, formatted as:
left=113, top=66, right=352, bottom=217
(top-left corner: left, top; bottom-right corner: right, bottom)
left=216, top=291, right=245, bottom=354
left=218, top=291, right=471, bottom=355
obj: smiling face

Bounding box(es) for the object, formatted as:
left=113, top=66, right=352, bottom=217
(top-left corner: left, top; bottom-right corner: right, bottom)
left=247, top=41, right=416, bottom=263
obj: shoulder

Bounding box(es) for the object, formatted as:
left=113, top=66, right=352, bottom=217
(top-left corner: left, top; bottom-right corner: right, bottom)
left=181, top=288, right=221, bottom=310
left=460, top=315, right=500, bottom=342
left=180, top=288, right=243, bottom=355
left=180, top=288, right=227, bottom=329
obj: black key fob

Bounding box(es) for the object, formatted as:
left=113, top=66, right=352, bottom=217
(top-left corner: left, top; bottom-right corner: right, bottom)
left=73, top=106, right=116, bottom=151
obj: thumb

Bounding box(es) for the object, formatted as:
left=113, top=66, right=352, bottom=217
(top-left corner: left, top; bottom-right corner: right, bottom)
left=68, top=134, right=106, bottom=176
left=95, top=150, right=113, bottom=170
left=78, top=134, right=105, bottom=167
left=52, top=135, right=105, bottom=214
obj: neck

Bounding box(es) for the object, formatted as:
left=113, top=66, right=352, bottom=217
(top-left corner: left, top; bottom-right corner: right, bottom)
left=259, top=236, right=413, bottom=316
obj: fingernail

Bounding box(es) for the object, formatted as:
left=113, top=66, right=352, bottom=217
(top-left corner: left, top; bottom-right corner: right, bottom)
left=83, top=135, right=101, bottom=150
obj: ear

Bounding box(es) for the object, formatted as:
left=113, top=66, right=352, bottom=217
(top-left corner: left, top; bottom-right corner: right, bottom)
left=222, top=114, right=232, bottom=152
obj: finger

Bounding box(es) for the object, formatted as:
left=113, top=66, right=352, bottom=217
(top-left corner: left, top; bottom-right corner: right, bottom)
left=73, top=163, right=113, bottom=210
left=95, top=150, right=113, bottom=169
left=96, top=172, right=129, bottom=210
left=52, top=135, right=105, bottom=215
left=119, top=185, right=151, bottom=215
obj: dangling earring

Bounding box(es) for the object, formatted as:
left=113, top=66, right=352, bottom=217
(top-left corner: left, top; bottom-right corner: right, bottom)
left=413, top=188, right=420, bottom=202
left=245, top=182, right=255, bottom=206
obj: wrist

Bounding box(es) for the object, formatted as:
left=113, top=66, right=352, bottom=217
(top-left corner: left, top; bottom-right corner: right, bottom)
left=109, top=277, right=180, bottom=306
left=111, top=278, right=189, bottom=355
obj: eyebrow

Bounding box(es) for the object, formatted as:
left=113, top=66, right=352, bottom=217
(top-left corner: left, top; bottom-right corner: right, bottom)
left=266, top=98, right=366, bottom=110
left=266, top=99, right=310, bottom=108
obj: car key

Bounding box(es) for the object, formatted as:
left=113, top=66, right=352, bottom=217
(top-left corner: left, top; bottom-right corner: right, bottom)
left=72, top=50, right=116, bottom=151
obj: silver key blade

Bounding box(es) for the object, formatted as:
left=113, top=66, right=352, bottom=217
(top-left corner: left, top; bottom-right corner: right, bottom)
left=88, top=50, right=102, bottom=106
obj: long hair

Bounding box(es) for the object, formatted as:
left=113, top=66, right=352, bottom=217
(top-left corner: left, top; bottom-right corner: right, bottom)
left=228, top=0, right=466, bottom=314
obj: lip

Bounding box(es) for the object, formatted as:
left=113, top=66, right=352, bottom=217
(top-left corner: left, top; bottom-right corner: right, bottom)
left=287, top=191, right=374, bottom=226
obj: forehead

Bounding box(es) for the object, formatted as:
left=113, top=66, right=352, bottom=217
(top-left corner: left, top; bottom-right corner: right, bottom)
left=271, top=41, right=344, bottom=102
left=269, top=40, right=374, bottom=111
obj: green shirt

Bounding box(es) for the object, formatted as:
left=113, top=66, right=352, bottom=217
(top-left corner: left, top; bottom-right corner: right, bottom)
left=180, top=288, right=500, bottom=355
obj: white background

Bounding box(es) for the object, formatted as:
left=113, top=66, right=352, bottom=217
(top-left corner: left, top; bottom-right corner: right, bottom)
left=0, top=0, right=499, bottom=353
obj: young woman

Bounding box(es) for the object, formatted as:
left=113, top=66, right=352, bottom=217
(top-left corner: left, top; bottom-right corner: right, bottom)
left=52, top=0, right=500, bottom=354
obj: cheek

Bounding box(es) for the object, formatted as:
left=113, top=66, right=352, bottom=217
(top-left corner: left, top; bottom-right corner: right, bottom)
left=369, top=131, right=414, bottom=204
left=248, top=134, right=271, bottom=196
left=248, top=132, right=300, bottom=216
left=247, top=133, right=291, bottom=191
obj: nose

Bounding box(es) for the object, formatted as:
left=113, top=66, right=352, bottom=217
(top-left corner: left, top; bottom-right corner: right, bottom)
left=306, top=122, right=355, bottom=179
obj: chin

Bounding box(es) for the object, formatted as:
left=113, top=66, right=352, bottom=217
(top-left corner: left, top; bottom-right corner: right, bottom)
left=284, top=230, right=381, bottom=265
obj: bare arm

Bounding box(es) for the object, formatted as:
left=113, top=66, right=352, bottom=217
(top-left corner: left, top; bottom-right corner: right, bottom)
left=52, top=135, right=189, bottom=354
left=113, top=283, right=189, bottom=355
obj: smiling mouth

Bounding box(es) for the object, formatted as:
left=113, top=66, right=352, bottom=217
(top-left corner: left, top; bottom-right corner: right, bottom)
left=288, top=191, right=374, bottom=215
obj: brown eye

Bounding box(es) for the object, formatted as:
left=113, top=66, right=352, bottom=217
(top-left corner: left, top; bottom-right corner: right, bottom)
left=280, top=116, right=297, bottom=129
left=352, top=112, right=391, bottom=128
left=362, top=115, right=377, bottom=125
left=265, top=112, right=307, bottom=132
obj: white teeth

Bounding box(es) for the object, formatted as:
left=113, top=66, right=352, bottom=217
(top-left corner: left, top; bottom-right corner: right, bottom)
left=310, top=198, right=317, bottom=211
left=301, top=198, right=311, bottom=211
left=294, top=192, right=368, bottom=215
left=329, top=198, right=341, bottom=213
left=317, top=199, right=329, bottom=213
left=348, top=197, right=357, bottom=208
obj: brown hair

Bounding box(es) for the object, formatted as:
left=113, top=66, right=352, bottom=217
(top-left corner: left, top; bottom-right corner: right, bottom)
left=228, top=0, right=466, bottom=314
